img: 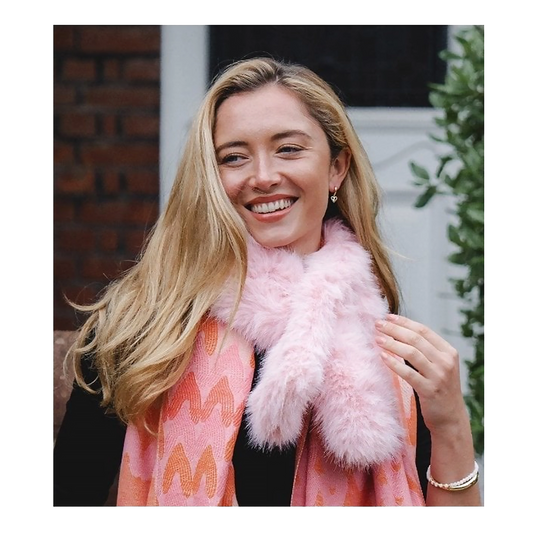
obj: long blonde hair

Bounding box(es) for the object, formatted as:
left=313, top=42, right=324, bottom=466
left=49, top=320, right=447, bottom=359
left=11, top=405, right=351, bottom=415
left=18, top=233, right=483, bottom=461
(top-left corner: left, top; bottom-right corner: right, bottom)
left=67, top=57, right=399, bottom=427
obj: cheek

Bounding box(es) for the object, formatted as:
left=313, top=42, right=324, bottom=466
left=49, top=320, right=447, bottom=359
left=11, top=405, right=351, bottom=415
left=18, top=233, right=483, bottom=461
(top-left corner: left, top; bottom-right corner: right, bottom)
left=304, top=165, right=332, bottom=199
left=218, top=171, right=241, bottom=202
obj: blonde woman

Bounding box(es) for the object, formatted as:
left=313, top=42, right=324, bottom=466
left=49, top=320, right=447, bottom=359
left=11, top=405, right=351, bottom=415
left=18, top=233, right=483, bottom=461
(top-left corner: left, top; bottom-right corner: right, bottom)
left=54, top=58, right=480, bottom=506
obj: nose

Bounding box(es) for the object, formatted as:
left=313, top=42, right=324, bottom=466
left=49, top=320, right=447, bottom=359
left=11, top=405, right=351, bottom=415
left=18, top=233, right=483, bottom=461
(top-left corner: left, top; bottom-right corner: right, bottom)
left=250, top=154, right=281, bottom=190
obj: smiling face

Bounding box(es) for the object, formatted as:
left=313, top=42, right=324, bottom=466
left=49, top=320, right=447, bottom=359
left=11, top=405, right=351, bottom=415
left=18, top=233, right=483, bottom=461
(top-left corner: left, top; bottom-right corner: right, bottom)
left=214, top=84, right=349, bottom=255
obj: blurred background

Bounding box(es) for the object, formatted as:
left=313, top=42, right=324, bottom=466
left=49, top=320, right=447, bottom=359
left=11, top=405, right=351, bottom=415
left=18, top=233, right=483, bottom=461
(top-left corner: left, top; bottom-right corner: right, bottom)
left=53, top=22, right=484, bottom=498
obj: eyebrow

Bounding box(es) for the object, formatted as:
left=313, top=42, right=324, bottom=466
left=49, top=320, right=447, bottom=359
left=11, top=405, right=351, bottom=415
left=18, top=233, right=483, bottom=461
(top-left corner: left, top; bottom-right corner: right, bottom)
left=215, top=129, right=312, bottom=155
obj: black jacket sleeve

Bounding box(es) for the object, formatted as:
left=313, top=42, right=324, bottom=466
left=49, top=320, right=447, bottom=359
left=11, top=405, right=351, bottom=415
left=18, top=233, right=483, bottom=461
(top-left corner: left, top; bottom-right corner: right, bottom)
left=414, top=389, right=431, bottom=498
left=53, top=357, right=126, bottom=506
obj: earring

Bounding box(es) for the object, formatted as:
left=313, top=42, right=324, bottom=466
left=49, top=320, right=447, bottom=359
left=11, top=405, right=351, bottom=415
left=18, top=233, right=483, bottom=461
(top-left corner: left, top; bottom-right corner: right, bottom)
left=330, top=187, right=338, bottom=203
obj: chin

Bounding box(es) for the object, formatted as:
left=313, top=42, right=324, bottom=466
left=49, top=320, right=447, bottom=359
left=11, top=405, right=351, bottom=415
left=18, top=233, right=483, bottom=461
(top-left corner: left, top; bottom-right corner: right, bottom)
left=241, top=211, right=321, bottom=254
left=249, top=231, right=293, bottom=250
left=246, top=223, right=289, bottom=246
left=250, top=227, right=321, bottom=255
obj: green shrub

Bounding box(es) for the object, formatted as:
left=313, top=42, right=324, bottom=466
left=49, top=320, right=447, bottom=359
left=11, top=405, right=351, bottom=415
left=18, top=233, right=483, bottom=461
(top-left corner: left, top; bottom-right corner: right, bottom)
left=410, top=25, right=484, bottom=455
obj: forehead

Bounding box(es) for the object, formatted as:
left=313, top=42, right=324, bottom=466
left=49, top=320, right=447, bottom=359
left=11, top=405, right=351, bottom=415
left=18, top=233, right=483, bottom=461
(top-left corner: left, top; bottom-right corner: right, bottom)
left=214, top=85, right=321, bottom=141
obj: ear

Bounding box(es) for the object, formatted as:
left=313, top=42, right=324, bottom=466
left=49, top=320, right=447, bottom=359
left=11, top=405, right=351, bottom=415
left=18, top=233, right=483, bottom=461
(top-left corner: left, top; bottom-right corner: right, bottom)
left=328, top=148, right=351, bottom=192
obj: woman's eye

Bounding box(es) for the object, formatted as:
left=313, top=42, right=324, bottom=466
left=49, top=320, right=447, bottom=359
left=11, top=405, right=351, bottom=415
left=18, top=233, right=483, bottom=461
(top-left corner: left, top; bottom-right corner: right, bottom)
left=278, top=145, right=303, bottom=155
left=220, top=154, right=245, bottom=165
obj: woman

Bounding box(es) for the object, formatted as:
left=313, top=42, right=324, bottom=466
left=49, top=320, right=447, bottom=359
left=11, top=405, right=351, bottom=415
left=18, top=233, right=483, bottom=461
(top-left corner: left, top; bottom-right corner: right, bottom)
left=54, top=58, right=480, bottom=506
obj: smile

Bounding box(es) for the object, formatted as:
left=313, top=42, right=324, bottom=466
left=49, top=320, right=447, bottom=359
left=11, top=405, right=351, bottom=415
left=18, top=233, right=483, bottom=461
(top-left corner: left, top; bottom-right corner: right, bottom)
left=249, top=198, right=296, bottom=214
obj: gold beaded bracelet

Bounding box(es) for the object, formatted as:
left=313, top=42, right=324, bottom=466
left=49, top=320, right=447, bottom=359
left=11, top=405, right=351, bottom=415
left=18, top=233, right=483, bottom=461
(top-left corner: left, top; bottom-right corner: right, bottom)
left=426, top=462, right=479, bottom=492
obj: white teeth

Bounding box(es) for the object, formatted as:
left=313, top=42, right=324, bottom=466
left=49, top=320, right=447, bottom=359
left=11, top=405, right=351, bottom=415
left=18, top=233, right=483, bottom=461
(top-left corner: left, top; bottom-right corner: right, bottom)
left=250, top=198, right=295, bottom=214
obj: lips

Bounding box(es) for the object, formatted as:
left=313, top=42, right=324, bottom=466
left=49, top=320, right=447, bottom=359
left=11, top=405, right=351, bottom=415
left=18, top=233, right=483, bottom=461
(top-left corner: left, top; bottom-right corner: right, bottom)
left=246, top=195, right=298, bottom=214
left=250, top=198, right=295, bottom=214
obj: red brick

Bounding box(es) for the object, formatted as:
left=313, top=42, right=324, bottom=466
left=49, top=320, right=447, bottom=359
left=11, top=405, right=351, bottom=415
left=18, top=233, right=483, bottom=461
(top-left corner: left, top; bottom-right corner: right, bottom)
left=79, top=200, right=131, bottom=224
left=54, top=288, right=96, bottom=331
left=84, top=86, right=159, bottom=108
left=54, top=200, right=75, bottom=222
left=54, top=295, right=73, bottom=321
left=124, top=201, right=158, bottom=225
left=56, top=168, right=95, bottom=194
left=54, top=257, right=76, bottom=278
left=123, top=58, right=160, bottom=81
left=63, top=59, right=97, bottom=81
left=60, top=112, right=97, bottom=137
left=126, top=229, right=148, bottom=254
left=54, top=26, right=75, bottom=51
left=55, top=261, right=93, bottom=328
left=54, top=84, right=76, bottom=105
left=62, top=283, right=100, bottom=307
left=99, top=230, right=119, bottom=251
left=122, top=115, right=159, bottom=138
left=80, top=26, right=160, bottom=54
left=101, top=114, right=117, bottom=136
left=80, top=142, right=159, bottom=166
left=101, top=170, right=120, bottom=194
left=54, top=313, right=78, bottom=331
left=81, top=257, right=126, bottom=281
left=56, top=228, right=96, bottom=251
left=103, top=59, right=120, bottom=81
left=53, top=314, right=71, bottom=332
left=125, top=170, right=159, bottom=195
left=79, top=199, right=157, bottom=226
left=54, top=142, right=75, bottom=165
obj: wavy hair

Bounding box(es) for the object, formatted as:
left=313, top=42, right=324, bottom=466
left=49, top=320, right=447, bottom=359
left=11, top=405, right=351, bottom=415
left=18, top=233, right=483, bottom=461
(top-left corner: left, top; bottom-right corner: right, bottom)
left=66, top=57, right=399, bottom=427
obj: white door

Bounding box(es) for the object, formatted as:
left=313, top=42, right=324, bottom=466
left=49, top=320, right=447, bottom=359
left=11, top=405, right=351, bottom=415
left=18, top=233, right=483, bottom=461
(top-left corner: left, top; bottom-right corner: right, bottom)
left=351, top=108, right=473, bottom=389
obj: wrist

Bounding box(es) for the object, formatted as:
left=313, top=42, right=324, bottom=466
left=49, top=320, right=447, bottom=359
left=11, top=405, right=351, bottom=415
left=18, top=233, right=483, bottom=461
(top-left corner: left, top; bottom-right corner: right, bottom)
left=427, top=406, right=472, bottom=443
left=427, top=461, right=479, bottom=492
left=428, top=420, right=477, bottom=486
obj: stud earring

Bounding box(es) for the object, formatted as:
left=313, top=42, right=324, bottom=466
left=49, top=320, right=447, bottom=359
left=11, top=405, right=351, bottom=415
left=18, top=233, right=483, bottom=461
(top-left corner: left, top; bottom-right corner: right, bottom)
left=330, top=187, right=338, bottom=203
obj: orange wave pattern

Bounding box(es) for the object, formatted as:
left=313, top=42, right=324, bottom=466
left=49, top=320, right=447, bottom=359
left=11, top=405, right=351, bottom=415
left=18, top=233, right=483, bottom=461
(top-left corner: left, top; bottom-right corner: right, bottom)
left=118, top=318, right=425, bottom=506
left=290, top=371, right=425, bottom=506
left=163, top=443, right=217, bottom=498
left=118, top=319, right=254, bottom=505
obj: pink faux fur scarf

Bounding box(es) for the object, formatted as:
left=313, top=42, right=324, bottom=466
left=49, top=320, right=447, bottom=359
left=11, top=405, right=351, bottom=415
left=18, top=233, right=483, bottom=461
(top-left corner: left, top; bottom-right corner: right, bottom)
left=210, top=218, right=404, bottom=468
left=117, top=219, right=425, bottom=505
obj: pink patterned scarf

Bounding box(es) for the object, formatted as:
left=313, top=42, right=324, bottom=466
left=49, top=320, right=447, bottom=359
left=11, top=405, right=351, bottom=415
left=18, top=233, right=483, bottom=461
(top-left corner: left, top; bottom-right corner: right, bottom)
left=117, top=220, right=425, bottom=506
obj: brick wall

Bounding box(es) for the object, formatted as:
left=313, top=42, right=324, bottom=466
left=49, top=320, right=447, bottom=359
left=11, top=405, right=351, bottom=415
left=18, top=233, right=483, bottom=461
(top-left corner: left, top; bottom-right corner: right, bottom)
left=54, top=26, right=161, bottom=330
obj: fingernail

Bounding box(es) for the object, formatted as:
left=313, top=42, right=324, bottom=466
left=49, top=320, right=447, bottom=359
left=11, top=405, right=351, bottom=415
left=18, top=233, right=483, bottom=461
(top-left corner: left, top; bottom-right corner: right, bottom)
left=387, top=314, right=399, bottom=321
left=376, top=320, right=385, bottom=328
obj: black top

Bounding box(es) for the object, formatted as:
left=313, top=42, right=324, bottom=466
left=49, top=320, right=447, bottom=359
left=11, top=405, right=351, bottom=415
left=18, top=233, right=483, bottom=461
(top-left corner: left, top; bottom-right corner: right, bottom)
left=232, top=351, right=297, bottom=506
left=54, top=352, right=431, bottom=506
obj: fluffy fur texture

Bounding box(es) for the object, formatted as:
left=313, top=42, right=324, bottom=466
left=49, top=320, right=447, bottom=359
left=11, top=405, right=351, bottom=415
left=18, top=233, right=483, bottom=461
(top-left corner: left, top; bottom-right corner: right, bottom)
left=210, top=219, right=405, bottom=468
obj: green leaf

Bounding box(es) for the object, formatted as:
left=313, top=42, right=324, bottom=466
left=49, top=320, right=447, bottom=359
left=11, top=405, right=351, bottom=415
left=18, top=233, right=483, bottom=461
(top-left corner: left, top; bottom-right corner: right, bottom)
left=429, top=91, right=446, bottom=109
left=409, top=161, right=430, bottom=182
left=440, top=50, right=462, bottom=62
left=435, top=155, right=453, bottom=179
left=447, top=224, right=463, bottom=246
left=466, top=205, right=484, bottom=224
left=449, top=251, right=467, bottom=265
left=414, top=186, right=437, bottom=208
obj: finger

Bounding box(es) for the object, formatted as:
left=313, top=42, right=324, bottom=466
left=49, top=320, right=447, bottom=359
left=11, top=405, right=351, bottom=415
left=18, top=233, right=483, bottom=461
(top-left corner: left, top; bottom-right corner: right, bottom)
left=376, top=318, right=438, bottom=364
left=379, top=350, right=427, bottom=392
left=375, top=333, right=432, bottom=377
left=386, top=314, right=455, bottom=353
